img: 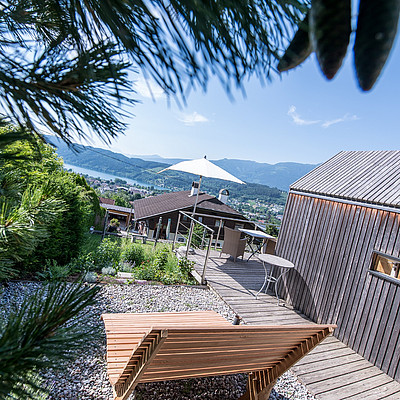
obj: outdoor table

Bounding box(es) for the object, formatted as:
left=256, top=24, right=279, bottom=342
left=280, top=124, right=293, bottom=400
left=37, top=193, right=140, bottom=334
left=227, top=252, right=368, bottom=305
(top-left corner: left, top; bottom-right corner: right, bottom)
left=129, top=232, right=148, bottom=244
left=255, top=254, right=294, bottom=305
left=238, top=228, right=275, bottom=261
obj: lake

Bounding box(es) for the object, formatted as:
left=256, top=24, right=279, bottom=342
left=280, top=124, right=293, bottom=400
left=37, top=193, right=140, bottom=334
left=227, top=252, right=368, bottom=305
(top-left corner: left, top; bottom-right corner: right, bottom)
left=64, top=163, right=166, bottom=190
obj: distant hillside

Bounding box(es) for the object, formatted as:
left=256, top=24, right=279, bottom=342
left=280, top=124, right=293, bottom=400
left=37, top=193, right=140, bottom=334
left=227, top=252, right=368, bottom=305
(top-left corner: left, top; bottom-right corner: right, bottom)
left=124, top=154, right=318, bottom=191
left=47, top=136, right=289, bottom=205
left=128, top=154, right=187, bottom=165
left=213, top=159, right=318, bottom=191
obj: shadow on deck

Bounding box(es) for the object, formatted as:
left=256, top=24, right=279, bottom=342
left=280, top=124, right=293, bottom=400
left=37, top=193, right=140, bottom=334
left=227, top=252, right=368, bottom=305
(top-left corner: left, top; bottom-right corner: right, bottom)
left=188, top=249, right=400, bottom=400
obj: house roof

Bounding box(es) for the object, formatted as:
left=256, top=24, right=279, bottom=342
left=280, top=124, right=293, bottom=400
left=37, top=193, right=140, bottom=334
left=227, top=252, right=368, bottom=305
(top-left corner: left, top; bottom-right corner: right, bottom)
left=100, top=203, right=133, bottom=214
left=133, top=190, right=243, bottom=220
left=99, top=197, right=115, bottom=205
left=291, top=151, right=400, bottom=207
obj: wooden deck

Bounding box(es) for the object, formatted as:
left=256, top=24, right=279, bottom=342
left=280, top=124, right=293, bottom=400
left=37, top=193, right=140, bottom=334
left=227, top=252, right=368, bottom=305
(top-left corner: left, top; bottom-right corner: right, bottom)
left=188, top=250, right=400, bottom=400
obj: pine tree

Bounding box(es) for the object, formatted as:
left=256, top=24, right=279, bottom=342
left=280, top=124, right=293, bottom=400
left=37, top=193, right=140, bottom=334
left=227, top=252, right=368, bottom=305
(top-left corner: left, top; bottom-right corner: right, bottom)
left=0, top=0, right=307, bottom=144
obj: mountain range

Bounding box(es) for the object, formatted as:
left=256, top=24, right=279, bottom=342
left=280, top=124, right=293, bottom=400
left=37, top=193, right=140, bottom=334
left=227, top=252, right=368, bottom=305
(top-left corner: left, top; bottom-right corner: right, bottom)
left=127, top=154, right=318, bottom=192
left=46, top=136, right=318, bottom=204
left=48, top=138, right=317, bottom=191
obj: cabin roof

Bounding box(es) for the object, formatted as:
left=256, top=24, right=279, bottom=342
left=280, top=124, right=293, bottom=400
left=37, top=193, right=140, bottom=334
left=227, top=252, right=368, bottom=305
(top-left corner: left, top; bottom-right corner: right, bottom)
left=100, top=203, right=133, bottom=214
left=99, top=197, right=115, bottom=205
left=133, top=190, right=243, bottom=220
left=291, top=150, right=400, bottom=207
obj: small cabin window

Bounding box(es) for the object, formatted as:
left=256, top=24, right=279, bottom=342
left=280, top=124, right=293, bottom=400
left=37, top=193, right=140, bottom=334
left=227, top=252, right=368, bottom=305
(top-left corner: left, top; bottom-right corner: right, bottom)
left=371, top=252, right=400, bottom=281
left=198, top=216, right=203, bottom=223
left=215, top=220, right=224, bottom=228
left=182, top=214, right=188, bottom=222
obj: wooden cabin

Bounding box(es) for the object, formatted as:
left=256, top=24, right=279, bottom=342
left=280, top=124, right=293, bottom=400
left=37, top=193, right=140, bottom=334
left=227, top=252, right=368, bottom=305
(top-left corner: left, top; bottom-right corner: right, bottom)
left=99, top=198, right=134, bottom=229
left=133, top=190, right=251, bottom=240
left=276, top=150, right=400, bottom=382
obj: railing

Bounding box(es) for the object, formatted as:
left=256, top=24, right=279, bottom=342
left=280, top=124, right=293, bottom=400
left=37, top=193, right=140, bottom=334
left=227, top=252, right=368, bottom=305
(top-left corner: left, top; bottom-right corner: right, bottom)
left=172, top=211, right=214, bottom=285
left=171, top=211, right=279, bottom=285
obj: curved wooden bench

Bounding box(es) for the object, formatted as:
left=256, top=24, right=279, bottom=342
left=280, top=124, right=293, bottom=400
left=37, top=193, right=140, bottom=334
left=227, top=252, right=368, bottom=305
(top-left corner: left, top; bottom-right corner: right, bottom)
left=102, top=311, right=335, bottom=400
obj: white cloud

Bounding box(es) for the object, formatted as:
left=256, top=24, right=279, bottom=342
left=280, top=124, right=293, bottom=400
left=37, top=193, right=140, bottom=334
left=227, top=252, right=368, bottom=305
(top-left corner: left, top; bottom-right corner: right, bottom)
left=135, top=77, right=165, bottom=100
left=321, top=114, right=359, bottom=128
left=178, top=112, right=209, bottom=126
left=288, top=106, right=359, bottom=129
left=288, top=105, right=320, bottom=126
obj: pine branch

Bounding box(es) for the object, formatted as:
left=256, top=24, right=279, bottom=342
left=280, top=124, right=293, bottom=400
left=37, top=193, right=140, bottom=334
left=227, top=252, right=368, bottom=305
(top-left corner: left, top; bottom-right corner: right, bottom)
left=0, top=282, right=100, bottom=399
left=0, top=0, right=307, bottom=144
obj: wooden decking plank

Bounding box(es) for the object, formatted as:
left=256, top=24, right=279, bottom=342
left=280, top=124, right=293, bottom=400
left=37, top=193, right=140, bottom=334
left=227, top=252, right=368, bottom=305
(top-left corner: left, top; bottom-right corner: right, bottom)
left=305, top=341, right=348, bottom=354
left=296, top=360, right=373, bottom=384
left=238, top=313, right=302, bottom=322
left=308, top=367, right=384, bottom=394
left=377, top=391, right=400, bottom=400
left=244, top=314, right=308, bottom=323
left=245, top=318, right=306, bottom=325
left=292, top=354, right=365, bottom=375
left=343, top=381, right=400, bottom=400
left=296, top=347, right=355, bottom=365
left=316, top=372, right=395, bottom=399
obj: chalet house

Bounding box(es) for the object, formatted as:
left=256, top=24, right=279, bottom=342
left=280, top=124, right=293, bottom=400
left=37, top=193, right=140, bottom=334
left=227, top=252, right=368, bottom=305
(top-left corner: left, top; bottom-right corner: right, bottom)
left=133, top=189, right=251, bottom=240
left=276, top=150, right=400, bottom=382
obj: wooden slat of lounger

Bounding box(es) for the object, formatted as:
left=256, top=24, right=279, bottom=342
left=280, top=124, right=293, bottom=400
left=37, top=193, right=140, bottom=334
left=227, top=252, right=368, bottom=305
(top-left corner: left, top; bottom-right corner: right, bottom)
left=112, top=348, right=293, bottom=369
left=113, top=329, right=168, bottom=400
left=102, top=311, right=231, bottom=385
left=105, top=329, right=332, bottom=358
left=102, top=311, right=229, bottom=324
left=102, top=311, right=335, bottom=399
left=108, top=332, right=326, bottom=347
left=139, top=364, right=280, bottom=382
left=107, top=342, right=309, bottom=358
left=115, top=328, right=332, bottom=382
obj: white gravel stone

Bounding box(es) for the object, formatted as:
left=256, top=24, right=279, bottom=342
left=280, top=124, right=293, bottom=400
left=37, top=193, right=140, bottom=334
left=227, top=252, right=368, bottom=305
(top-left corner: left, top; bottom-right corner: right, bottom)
left=1, top=282, right=316, bottom=400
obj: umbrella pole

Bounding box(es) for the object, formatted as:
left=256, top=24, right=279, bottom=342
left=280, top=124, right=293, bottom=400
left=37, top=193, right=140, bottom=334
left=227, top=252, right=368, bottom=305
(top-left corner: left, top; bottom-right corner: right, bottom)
left=186, top=175, right=202, bottom=257
left=192, top=175, right=202, bottom=217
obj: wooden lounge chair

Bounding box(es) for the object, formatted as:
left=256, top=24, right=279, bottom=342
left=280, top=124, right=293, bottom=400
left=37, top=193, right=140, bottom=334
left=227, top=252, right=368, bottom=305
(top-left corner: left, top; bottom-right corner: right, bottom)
left=102, top=311, right=335, bottom=400
left=220, top=226, right=247, bottom=261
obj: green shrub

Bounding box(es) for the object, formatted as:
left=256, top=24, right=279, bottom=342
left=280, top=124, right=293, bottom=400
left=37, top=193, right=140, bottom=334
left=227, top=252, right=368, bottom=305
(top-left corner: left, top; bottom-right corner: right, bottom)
left=110, top=218, right=120, bottom=227
left=121, top=243, right=146, bottom=266
left=36, top=259, right=72, bottom=281
left=177, top=257, right=194, bottom=278
left=87, top=238, right=121, bottom=271
left=265, top=224, right=279, bottom=237
left=188, top=224, right=205, bottom=248
left=153, top=247, right=170, bottom=270
left=66, top=253, right=93, bottom=273
left=28, top=173, right=100, bottom=270
left=133, top=262, right=161, bottom=282
left=131, top=246, right=195, bottom=285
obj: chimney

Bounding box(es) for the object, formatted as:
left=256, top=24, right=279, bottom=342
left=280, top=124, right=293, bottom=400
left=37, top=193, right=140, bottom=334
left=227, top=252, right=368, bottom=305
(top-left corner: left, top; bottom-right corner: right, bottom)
left=218, top=188, right=229, bottom=204
left=190, top=181, right=200, bottom=196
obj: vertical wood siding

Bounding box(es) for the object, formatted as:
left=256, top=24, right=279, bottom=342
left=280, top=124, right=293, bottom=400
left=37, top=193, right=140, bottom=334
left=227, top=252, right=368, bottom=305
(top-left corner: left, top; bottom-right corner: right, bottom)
left=276, top=192, right=400, bottom=381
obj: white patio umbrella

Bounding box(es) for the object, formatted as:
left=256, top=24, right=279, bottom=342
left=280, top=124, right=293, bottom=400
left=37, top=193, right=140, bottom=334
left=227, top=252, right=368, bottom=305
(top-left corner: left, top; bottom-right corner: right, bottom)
left=158, top=156, right=245, bottom=216
left=158, top=156, right=245, bottom=256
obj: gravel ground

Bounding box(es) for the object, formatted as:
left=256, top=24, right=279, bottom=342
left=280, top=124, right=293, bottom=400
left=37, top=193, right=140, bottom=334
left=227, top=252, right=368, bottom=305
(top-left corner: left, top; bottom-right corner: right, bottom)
left=1, top=282, right=316, bottom=400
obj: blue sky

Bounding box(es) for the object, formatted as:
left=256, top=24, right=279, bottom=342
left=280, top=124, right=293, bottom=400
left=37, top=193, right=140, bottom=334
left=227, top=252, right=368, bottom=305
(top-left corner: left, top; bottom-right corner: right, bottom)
left=83, top=36, right=400, bottom=165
